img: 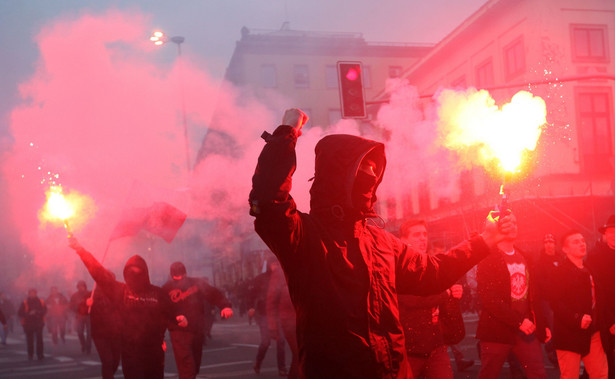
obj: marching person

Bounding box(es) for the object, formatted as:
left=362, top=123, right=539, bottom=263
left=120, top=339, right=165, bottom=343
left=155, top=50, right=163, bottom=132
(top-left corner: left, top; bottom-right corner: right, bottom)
left=397, top=219, right=469, bottom=379
left=18, top=288, right=47, bottom=360
left=476, top=213, right=550, bottom=379
left=163, top=261, right=233, bottom=379
left=551, top=230, right=608, bottom=379
left=89, top=271, right=122, bottom=379
left=69, top=236, right=187, bottom=379
left=249, top=108, right=514, bottom=378
left=587, top=214, right=615, bottom=379
left=46, top=286, right=68, bottom=345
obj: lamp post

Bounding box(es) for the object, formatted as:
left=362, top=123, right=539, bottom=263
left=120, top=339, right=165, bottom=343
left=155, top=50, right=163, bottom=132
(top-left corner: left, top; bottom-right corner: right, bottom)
left=150, top=31, right=191, bottom=172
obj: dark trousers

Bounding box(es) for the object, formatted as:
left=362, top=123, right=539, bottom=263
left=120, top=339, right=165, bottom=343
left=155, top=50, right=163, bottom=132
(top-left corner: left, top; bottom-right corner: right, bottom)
left=93, top=335, right=121, bottom=379
left=24, top=325, right=44, bottom=359
left=75, top=315, right=91, bottom=353
left=121, top=343, right=165, bottom=379
left=170, top=330, right=205, bottom=379
left=478, top=334, right=547, bottom=379
left=255, top=315, right=285, bottom=370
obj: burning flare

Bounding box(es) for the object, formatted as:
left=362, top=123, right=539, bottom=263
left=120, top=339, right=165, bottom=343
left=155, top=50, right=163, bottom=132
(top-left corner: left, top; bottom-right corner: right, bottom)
left=45, top=186, right=74, bottom=222
left=40, top=186, right=96, bottom=234
left=437, top=89, right=546, bottom=174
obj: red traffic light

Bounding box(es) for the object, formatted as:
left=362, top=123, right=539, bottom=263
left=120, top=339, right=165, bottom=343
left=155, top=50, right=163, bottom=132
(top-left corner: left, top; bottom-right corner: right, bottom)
left=337, top=62, right=366, bottom=119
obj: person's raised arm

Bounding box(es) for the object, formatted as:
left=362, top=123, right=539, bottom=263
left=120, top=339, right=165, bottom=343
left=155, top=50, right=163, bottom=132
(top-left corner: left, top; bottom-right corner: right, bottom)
left=396, top=211, right=516, bottom=295
left=249, top=108, right=308, bottom=263
left=68, top=237, right=119, bottom=301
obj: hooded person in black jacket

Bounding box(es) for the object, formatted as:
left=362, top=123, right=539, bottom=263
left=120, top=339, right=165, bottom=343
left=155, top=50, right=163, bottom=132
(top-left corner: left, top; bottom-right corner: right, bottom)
left=249, top=108, right=514, bottom=379
left=69, top=237, right=188, bottom=379
left=162, top=261, right=233, bottom=379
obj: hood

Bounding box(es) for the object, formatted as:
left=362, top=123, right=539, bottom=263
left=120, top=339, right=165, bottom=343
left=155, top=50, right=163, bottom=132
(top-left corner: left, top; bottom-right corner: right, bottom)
left=309, top=134, right=386, bottom=221
left=123, top=254, right=151, bottom=293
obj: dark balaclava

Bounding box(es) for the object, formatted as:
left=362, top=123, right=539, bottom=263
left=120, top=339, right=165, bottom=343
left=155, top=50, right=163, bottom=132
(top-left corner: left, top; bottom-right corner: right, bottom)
left=123, top=255, right=151, bottom=293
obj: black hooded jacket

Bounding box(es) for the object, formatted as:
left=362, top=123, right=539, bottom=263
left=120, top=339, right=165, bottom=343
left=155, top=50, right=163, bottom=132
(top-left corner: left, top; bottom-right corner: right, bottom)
left=249, top=125, right=491, bottom=379
left=75, top=249, right=176, bottom=353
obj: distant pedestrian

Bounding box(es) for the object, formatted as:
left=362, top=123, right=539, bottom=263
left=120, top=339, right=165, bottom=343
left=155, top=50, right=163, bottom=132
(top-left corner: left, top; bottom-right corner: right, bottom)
left=0, top=291, right=15, bottom=344
left=46, top=286, right=68, bottom=345
left=247, top=263, right=287, bottom=376
left=70, top=280, right=92, bottom=354
left=266, top=259, right=297, bottom=377
left=17, top=288, right=47, bottom=360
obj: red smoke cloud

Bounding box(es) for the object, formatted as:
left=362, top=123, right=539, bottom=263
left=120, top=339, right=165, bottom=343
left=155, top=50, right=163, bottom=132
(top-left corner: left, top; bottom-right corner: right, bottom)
left=1, top=9, right=276, bottom=288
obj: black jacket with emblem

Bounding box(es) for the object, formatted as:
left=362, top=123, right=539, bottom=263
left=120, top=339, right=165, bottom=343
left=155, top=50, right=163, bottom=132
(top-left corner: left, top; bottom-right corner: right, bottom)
left=162, top=276, right=231, bottom=334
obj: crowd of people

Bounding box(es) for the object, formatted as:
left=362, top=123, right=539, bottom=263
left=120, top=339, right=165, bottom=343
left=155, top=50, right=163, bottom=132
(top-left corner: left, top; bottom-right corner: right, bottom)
left=247, top=108, right=615, bottom=379
left=0, top=107, right=613, bottom=379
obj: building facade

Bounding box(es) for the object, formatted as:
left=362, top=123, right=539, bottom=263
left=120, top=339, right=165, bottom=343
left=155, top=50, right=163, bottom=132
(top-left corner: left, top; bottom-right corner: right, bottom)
left=374, top=0, right=614, bottom=250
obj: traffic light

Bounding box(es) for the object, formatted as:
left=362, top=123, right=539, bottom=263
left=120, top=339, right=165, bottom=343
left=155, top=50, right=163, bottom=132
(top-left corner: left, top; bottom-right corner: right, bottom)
left=337, top=61, right=366, bottom=118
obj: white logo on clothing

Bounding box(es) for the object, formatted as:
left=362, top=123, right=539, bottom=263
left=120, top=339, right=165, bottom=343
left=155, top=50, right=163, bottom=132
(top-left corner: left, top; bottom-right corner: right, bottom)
left=507, top=262, right=528, bottom=300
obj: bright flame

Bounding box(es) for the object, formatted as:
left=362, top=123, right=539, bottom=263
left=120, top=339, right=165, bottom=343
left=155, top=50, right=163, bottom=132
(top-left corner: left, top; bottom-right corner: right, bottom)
left=40, top=186, right=96, bottom=231
left=45, top=186, right=74, bottom=221
left=438, top=89, right=546, bottom=173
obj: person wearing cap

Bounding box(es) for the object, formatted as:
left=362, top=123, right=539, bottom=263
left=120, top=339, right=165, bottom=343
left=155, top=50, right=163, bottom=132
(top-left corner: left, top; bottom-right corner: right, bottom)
left=535, top=233, right=564, bottom=368
left=587, top=214, right=615, bottom=379
left=17, top=288, right=46, bottom=360
left=162, top=261, right=233, bottom=379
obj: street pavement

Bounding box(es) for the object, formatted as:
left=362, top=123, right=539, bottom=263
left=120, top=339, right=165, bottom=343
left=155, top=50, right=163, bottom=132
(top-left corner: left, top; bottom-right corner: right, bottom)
left=0, top=312, right=563, bottom=378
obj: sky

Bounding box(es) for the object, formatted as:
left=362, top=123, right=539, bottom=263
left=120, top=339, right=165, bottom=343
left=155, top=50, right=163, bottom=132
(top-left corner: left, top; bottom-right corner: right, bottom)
left=0, top=0, right=489, bottom=292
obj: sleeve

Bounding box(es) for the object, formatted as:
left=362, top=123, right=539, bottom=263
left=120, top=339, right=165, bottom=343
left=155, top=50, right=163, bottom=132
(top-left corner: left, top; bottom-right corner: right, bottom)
left=198, top=279, right=232, bottom=310
left=477, top=257, right=524, bottom=329
left=396, top=235, right=491, bottom=295
left=74, top=247, right=123, bottom=304
left=249, top=125, right=303, bottom=265
left=0, top=309, right=5, bottom=325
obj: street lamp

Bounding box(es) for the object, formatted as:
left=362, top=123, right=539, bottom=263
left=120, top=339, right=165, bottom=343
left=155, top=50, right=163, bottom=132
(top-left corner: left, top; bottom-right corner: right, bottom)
left=150, top=30, right=191, bottom=171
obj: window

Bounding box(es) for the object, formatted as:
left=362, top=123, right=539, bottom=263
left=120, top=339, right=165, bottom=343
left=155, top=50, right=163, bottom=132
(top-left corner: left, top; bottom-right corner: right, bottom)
left=475, top=58, right=494, bottom=89
left=325, top=65, right=338, bottom=88
left=363, top=66, right=372, bottom=89
left=389, top=66, right=403, bottom=78
left=576, top=90, right=613, bottom=174
left=504, top=37, right=525, bottom=79
left=294, top=65, right=309, bottom=88
left=571, top=24, right=608, bottom=62
left=260, top=64, right=277, bottom=88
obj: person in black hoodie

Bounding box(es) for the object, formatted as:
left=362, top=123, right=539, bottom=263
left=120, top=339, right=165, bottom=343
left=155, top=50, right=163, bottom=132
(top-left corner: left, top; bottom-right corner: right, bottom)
left=89, top=270, right=122, bottom=379
left=162, top=261, right=232, bottom=379
left=69, top=237, right=187, bottom=379
left=18, top=288, right=47, bottom=360
left=248, top=108, right=514, bottom=379
left=551, top=230, right=608, bottom=379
